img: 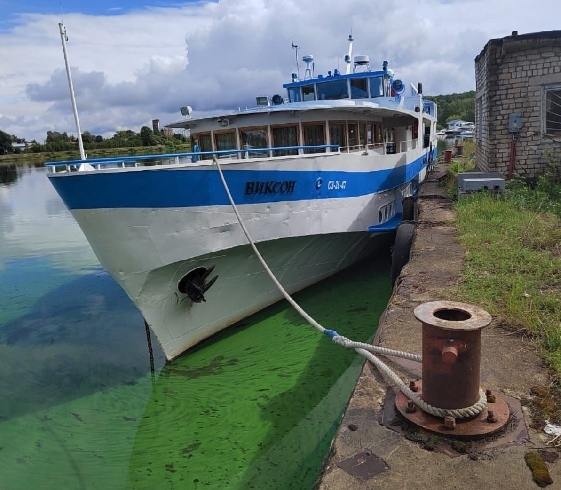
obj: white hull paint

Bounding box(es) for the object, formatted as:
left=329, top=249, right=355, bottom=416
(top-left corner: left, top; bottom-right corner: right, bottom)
left=71, top=187, right=399, bottom=360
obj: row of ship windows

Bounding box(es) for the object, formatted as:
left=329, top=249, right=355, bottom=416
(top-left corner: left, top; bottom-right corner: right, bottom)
left=288, top=76, right=391, bottom=102
left=192, top=121, right=395, bottom=157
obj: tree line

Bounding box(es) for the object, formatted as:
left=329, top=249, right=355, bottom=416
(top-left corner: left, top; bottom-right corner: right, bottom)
left=0, top=126, right=187, bottom=154
left=1, top=91, right=476, bottom=154
left=425, top=91, right=475, bottom=129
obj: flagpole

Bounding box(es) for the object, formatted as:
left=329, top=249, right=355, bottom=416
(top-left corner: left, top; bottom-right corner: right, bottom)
left=58, top=22, right=86, bottom=160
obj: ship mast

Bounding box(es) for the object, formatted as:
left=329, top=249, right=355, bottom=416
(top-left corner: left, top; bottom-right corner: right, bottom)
left=345, top=34, right=354, bottom=75
left=58, top=23, right=86, bottom=161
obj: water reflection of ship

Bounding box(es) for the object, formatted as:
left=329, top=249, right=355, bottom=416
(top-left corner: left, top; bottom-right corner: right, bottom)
left=0, top=271, right=165, bottom=422
left=126, top=252, right=392, bottom=489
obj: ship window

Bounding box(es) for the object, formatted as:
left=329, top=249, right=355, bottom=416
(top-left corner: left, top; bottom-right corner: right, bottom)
left=302, top=84, right=316, bottom=101
left=348, top=122, right=358, bottom=149
left=350, top=78, right=368, bottom=99
left=214, top=131, right=236, bottom=154
left=317, top=80, right=348, bottom=100
left=544, top=84, right=561, bottom=135
left=329, top=122, right=346, bottom=149
left=359, top=122, right=368, bottom=146
left=369, top=76, right=384, bottom=97
left=373, top=123, right=383, bottom=143
left=303, top=124, right=326, bottom=154
left=239, top=127, right=268, bottom=158
left=272, top=125, right=299, bottom=156
left=288, top=87, right=301, bottom=103
left=197, top=132, right=212, bottom=160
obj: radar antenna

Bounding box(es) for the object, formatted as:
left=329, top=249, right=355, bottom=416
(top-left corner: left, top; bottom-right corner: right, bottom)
left=292, top=42, right=300, bottom=80
left=302, top=54, right=314, bottom=80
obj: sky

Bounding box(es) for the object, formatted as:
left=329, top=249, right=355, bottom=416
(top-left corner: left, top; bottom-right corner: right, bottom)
left=1, top=0, right=560, bottom=143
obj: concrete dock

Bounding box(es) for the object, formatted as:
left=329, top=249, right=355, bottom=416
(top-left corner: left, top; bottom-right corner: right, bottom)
left=317, top=162, right=561, bottom=489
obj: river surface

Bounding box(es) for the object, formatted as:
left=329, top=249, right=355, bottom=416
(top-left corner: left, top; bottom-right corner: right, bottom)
left=0, top=164, right=392, bottom=490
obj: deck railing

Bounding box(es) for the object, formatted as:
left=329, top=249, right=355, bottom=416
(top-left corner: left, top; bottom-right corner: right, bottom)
left=45, top=145, right=340, bottom=172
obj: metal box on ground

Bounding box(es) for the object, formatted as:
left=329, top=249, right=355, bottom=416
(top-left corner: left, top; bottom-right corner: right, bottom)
left=457, top=172, right=505, bottom=200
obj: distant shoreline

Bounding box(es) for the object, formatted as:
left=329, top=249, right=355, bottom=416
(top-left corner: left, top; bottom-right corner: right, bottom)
left=0, top=143, right=192, bottom=167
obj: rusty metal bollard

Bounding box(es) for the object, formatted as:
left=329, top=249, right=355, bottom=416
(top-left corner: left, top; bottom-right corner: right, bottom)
left=414, top=301, right=492, bottom=410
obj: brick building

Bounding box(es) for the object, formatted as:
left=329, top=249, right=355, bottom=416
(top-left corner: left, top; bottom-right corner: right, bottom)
left=475, top=31, right=561, bottom=178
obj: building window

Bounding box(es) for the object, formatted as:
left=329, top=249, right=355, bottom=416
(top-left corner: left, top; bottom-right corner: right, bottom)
left=544, top=84, right=561, bottom=135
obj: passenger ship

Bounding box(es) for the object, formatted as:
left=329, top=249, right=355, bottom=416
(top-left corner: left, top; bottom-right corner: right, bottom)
left=47, top=36, right=438, bottom=361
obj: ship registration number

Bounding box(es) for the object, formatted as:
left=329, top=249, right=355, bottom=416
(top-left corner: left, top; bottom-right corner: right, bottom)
left=327, top=180, right=347, bottom=190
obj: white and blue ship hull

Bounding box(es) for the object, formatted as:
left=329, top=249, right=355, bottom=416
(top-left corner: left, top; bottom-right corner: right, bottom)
left=49, top=149, right=431, bottom=359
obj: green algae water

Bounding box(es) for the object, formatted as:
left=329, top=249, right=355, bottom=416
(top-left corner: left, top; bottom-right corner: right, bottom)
left=0, top=165, right=392, bottom=489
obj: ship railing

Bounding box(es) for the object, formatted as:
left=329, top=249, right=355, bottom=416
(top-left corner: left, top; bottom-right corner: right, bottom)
left=44, top=145, right=340, bottom=172
left=399, top=139, right=418, bottom=152
left=340, top=140, right=418, bottom=156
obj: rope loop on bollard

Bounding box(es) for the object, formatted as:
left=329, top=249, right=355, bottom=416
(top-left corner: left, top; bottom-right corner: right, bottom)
left=213, top=156, right=487, bottom=420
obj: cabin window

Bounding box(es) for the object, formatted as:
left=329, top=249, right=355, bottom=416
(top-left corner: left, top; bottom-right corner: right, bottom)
left=329, top=122, right=346, bottom=149
left=348, top=122, right=359, bottom=149
left=288, top=87, right=301, bottom=103
left=359, top=122, right=368, bottom=146
left=303, top=124, right=326, bottom=153
left=544, top=84, right=561, bottom=135
left=214, top=131, right=237, bottom=155
left=373, top=123, right=383, bottom=144
left=369, top=77, right=384, bottom=97
left=272, top=125, right=299, bottom=156
left=412, top=122, right=419, bottom=140
left=317, top=80, right=348, bottom=100
left=197, top=132, right=213, bottom=160
left=350, top=78, right=369, bottom=99
left=302, top=84, right=316, bottom=101
left=367, top=123, right=375, bottom=145
left=239, top=127, right=268, bottom=158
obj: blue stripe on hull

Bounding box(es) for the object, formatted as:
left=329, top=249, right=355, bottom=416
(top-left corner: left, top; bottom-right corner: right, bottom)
left=48, top=154, right=428, bottom=210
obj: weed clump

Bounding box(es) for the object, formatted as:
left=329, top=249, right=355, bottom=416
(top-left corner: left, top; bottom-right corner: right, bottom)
left=524, top=451, right=553, bottom=487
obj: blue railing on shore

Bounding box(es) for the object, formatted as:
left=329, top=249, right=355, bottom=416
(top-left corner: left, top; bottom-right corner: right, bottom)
left=44, top=145, right=340, bottom=170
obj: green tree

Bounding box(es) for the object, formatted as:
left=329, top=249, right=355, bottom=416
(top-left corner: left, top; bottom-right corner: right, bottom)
left=0, top=130, right=13, bottom=154
left=140, top=126, right=156, bottom=146
left=425, top=91, right=475, bottom=129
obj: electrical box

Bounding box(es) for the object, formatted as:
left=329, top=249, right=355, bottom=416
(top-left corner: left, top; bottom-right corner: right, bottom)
left=508, top=113, right=522, bottom=133
left=457, top=172, right=505, bottom=200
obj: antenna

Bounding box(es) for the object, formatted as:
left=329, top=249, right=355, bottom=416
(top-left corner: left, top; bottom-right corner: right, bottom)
left=292, top=42, right=300, bottom=80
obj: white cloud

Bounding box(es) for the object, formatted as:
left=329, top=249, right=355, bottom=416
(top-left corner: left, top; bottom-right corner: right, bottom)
left=1, top=0, right=560, bottom=142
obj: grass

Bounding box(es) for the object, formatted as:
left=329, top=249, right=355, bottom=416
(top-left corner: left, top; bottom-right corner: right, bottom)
left=443, top=143, right=561, bottom=377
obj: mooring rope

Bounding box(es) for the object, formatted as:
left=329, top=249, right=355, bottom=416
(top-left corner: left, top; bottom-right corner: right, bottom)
left=212, top=157, right=486, bottom=419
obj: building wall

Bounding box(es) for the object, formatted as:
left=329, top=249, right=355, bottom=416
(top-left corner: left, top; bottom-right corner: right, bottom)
left=475, top=31, right=561, bottom=178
